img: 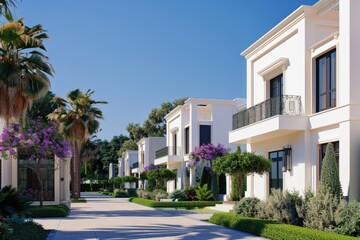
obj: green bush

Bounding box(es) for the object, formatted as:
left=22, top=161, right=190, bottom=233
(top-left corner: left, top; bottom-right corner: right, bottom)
left=0, top=222, right=13, bottom=240
left=230, top=176, right=240, bottom=201
left=9, top=221, right=48, bottom=240
left=304, top=186, right=344, bottom=231
left=155, top=192, right=168, bottom=201
left=126, top=188, right=137, bottom=197
left=0, top=186, right=32, bottom=217
left=150, top=189, right=167, bottom=200
left=169, top=190, right=187, bottom=201
left=209, top=213, right=357, bottom=240
left=122, top=176, right=138, bottom=183
left=256, top=189, right=303, bottom=226
left=129, top=197, right=220, bottom=209
left=27, top=204, right=69, bottom=218
left=334, top=200, right=360, bottom=236
left=184, top=187, right=196, bottom=201
left=234, top=197, right=260, bottom=217
left=195, top=183, right=214, bottom=201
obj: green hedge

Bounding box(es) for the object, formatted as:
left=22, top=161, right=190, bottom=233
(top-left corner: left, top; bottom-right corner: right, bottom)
left=27, top=204, right=69, bottom=218
left=129, top=197, right=220, bottom=208
left=9, top=221, right=48, bottom=240
left=81, top=183, right=101, bottom=192
left=209, top=213, right=357, bottom=240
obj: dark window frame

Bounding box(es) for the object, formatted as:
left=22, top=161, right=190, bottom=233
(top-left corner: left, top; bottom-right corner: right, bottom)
left=199, top=125, right=211, bottom=146
left=269, top=150, right=283, bottom=190
left=316, top=49, right=336, bottom=112
left=184, top=127, right=190, bottom=154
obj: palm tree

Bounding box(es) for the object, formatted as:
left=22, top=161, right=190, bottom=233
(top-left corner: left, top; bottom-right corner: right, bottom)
left=48, top=89, right=107, bottom=199
left=0, top=17, right=54, bottom=124
left=0, top=0, right=16, bottom=17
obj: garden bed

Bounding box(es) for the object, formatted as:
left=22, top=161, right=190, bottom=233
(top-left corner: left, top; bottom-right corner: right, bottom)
left=129, top=197, right=221, bottom=209
left=209, top=212, right=358, bottom=240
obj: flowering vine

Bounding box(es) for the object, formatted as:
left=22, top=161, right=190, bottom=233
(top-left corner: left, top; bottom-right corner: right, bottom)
left=188, top=143, right=228, bottom=168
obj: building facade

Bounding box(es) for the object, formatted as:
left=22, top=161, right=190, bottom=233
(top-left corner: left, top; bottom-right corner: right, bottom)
left=229, top=0, right=360, bottom=200
left=155, top=98, right=245, bottom=200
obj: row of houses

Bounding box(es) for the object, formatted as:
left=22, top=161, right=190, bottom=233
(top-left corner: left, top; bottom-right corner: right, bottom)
left=111, top=0, right=360, bottom=201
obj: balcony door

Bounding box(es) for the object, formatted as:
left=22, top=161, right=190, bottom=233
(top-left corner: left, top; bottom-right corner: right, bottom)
left=270, top=74, right=283, bottom=116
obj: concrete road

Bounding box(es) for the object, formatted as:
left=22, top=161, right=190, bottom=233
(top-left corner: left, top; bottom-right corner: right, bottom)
left=36, top=192, right=267, bottom=240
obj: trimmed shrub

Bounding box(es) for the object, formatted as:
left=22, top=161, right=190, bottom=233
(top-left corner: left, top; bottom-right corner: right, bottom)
left=304, top=186, right=344, bottom=231
left=234, top=197, right=260, bottom=217
left=155, top=192, right=168, bottom=201
left=230, top=176, right=240, bottom=201
left=335, top=200, right=360, bottom=236
left=129, top=197, right=220, bottom=209
left=320, top=143, right=342, bottom=198
left=256, top=189, right=303, bottom=226
left=122, top=176, right=138, bottom=183
left=170, top=190, right=187, bottom=201
left=150, top=189, right=167, bottom=200
left=209, top=213, right=357, bottom=240
left=27, top=204, right=69, bottom=218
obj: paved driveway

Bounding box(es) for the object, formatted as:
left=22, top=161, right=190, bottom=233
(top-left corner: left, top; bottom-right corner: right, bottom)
left=36, top=192, right=266, bottom=240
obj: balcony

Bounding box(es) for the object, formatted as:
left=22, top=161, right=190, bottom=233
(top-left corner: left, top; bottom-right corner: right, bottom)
left=155, top=146, right=182, bottom=165
left=233, top=95, right=302, bottom=129
left=230, top=95, right=308, bottom=144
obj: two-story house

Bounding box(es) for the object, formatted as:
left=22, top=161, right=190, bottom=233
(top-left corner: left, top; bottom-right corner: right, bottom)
left=121, top=150, right=138, bottom=188
left=229, top=0, right=360, bottom=200
left=155, top=98, right=245, bottom=200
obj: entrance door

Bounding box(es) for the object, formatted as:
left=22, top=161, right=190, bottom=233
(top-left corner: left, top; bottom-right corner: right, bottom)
left=269, top=151, right=283, bottom=190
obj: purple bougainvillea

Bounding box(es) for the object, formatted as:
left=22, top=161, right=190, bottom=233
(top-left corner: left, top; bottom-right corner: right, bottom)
left=188, top=143, right=228, bottom=168
left=0, top=118, right=72, bottom=206
left=144, top=163, right=159, bottom=172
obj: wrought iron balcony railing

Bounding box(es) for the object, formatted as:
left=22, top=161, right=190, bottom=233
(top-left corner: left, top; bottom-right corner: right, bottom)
left=155, top=146, right=182, bottom=159
left=232, top=95, right=302, bottom=130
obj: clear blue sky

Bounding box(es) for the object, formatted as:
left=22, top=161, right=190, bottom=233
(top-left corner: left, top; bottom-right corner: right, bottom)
left=14, top=0, right=317, bottom=140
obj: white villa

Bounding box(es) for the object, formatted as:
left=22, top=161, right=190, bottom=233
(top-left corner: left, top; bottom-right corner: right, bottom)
left=137, top=137, right=166, bottom=187
left=155, top=98, right=245, bottom=200
left=229, top=0, right=360, bottom=200
left=1, top=155, right=70, bottom=206
left=120, top=150, right=138, bottom=188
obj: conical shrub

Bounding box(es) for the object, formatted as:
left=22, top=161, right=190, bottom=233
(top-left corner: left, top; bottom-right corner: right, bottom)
left=320, top=143, right=342, bottom=197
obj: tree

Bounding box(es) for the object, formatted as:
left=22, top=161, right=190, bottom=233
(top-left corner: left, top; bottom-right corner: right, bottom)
left=0, top=0, right=17, bottom=17
left=320, top=143, right=342, bottom=197
left=146, top=168, right=176, bottom=189
left=126, top=98, right=187, bottom=142
left=212, top=147, right=271, bottom=200
left=100, top=135, right=129, bottom=168
left=117, top=139, right=138, bottom=157
left=0, top=119, right=71, bottom=206
left=48, top=89, right=107, bottom=199
left=26, top=91, right=57, bottom=121
left=0, top=17, right=54, bottom=124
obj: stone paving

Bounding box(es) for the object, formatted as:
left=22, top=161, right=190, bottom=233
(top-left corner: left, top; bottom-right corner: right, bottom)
left=35, top=192, right=267, bottom=240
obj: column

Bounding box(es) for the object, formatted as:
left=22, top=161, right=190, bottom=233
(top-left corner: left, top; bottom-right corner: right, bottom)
left=189, top=168, right=196, bottom=187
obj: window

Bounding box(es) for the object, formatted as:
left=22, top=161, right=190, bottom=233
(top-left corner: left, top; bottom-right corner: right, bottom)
left=199, top=125, right=211, bottom=146
left=269, top=150, right=283, bottom=190
left=184, top=127, right=190, bottom=154
left=319, top=141, right=339, bottom=179
left=18, top=158, right=55, bottom=201
left=316, top=49, right=336, bottom=112
left=173, top=132, right=177, bottom=155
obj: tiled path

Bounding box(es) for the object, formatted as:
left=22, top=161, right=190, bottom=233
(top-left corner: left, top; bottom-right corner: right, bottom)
left=36, top=192, right=267, bottom=240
